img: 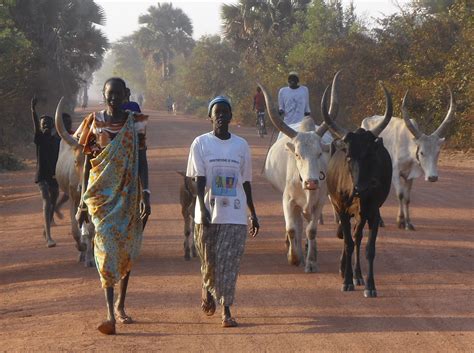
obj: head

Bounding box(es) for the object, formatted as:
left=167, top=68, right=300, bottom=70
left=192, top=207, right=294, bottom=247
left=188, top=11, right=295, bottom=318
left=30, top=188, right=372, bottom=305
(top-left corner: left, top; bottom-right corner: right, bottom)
left=288, top=72, right=299, bottom=89
left=40, top=115, right=54, bottom=134
left=208, top=96, right=232, bottom=130
left=286, top=127, right=330, bottom=191
left=256, top=87, right=261, bottom=93
left=342, top=129, right=384, bottom=197
left=62, top=113, right=72, bottom=133
left=102, top=77, right=127, bottom=112
left=125, top=87, right=131, bottom=102
left=401, top=89, right=455, bottom=182
left=321, top=76, right=393, bottom=197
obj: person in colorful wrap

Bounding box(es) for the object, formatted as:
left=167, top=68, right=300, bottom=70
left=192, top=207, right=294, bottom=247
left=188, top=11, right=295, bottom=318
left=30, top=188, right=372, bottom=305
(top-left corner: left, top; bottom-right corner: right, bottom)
left=74, top=77, right=151, bottom=335
left=186, top=96, right=259, bottom=328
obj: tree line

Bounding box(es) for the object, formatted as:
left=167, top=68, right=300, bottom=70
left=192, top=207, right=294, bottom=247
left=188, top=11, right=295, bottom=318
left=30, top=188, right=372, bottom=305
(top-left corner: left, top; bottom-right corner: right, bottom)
left=0, top=0, right=471, bottom=154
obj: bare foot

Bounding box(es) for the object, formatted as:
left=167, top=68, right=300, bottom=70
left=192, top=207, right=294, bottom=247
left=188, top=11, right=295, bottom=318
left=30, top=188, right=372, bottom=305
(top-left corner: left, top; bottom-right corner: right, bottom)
left=98, top=320, right=116, bottom=335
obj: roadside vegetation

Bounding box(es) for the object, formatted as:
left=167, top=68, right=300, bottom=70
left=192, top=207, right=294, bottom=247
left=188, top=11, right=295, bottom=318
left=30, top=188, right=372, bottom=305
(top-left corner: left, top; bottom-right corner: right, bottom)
left=0, top=0, right=471, bottom=171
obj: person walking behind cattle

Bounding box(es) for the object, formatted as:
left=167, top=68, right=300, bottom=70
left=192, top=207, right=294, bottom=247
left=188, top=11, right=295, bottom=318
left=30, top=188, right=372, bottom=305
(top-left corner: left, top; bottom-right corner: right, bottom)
left=73, top=77, right=151, bottom=335
left=186, top=96, right=259, bottom=328
left=121, top=87, right=142, bottom=113
left=278, top=71, right=311, bottom=126
left=253, top=86, right=267, bottom=136
left=32, top=96, right=60, bottom=248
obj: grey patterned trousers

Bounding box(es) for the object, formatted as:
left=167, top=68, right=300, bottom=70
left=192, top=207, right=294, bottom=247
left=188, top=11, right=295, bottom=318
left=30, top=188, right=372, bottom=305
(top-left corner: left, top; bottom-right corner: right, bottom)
left=194, top=223, right=247, bottom=306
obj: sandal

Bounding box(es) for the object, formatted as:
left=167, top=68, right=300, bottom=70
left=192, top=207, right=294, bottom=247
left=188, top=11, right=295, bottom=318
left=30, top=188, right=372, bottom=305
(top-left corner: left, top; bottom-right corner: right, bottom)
left=97, top=320, right=116, bottom=335
left=201, top=297, right=216, bottom=316
left=222, top=317, right=238, bottom=328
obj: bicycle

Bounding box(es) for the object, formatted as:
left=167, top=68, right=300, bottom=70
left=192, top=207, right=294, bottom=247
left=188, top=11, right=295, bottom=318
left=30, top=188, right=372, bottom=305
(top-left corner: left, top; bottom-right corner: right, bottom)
left=256, top=111, right=267, bottom=138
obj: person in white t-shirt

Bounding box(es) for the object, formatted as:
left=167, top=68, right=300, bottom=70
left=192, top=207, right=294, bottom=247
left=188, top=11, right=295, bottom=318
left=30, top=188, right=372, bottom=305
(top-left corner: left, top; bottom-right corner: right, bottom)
left=278, top=71, right=311, bottom=125
left=186, top=95, right=259, bottom=328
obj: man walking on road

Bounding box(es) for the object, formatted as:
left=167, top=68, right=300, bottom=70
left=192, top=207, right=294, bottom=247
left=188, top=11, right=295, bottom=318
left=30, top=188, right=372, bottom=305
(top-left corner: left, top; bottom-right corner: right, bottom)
left=278, top=71, right=311, bottom=125
left=31, top=96, right=60, bottom=248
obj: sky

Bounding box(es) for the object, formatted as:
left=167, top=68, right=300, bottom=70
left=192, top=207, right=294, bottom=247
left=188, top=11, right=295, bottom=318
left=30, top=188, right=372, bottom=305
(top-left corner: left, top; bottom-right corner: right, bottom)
left=95, top=0, right=412, bottom=43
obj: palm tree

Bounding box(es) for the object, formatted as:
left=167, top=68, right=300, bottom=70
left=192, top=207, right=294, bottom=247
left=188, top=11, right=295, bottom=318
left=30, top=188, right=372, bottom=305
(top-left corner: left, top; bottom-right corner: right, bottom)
left=221, top=0, right=310, bottom=56
left=135, top=3, right=194, bottom=79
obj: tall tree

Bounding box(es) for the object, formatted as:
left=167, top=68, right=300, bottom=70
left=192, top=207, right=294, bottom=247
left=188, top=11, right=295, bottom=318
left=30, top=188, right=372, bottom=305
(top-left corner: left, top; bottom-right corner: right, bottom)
left=135, top=2, right=194, bottom=79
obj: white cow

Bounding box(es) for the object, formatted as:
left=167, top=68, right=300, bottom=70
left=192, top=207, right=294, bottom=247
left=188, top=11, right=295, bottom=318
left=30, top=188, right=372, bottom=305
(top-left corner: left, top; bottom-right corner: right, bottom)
left=258, top=72, right=339, bottom=272
left=361, top=89, right=454, bottom=230
left=55, top=98, right=95, bottom=266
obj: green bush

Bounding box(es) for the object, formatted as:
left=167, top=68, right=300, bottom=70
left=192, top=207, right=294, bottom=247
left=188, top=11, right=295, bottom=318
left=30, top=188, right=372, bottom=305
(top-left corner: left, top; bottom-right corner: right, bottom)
left=0, top=151, right=26, bottom=172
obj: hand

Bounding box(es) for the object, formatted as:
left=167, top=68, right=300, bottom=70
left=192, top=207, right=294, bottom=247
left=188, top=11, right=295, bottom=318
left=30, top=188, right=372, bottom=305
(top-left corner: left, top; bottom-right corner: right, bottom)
left=201, top=206, right=211, bottom=227
left=75, top=205, right=89, bottom=228
left=248, top=216, right=260, bottom=237
left=31, top=96, right=38, bottom=110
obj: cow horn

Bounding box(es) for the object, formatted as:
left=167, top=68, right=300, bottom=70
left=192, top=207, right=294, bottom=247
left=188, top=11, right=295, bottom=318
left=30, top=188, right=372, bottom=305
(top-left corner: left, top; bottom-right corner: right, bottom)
left=370, top=83, right=393, bottom=137
left=401, top=90, right=422, bottom=139
left=433, top=86, right=455, bottom=138
left=316, top=70, right=341, bottom=137
left=55, top=97, right=79, bottom=148
left=257, top=82, right=297, bottom=138
left=321, top=84, right=347, bottom=139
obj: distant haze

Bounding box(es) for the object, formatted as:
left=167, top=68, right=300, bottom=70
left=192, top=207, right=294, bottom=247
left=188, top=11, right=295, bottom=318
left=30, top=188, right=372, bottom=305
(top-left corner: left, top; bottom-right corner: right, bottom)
left=95, top=0, right=411, bottom=43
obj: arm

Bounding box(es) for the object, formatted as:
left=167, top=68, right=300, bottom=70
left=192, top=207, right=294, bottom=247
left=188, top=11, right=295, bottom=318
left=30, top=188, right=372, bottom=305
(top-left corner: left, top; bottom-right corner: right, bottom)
left=278, top=88, right=284, bottom=116
left=76, top=154, right=92, bottom=227
left=196, top=176, right=211, bottom=226
left=138, top=147, right=151, bottom=226
left=243, top=181, right=259, bottom=237
left=253, top=95, right=256, bottom=111
left=31, top=96, right=40, bottom=134
left=304, top=86, right=311, bottom=116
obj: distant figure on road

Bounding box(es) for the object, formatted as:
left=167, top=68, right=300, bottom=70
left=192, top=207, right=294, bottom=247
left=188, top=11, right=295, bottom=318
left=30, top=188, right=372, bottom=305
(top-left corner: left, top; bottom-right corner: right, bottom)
left=278, top=71, right=311, bottom=125
left=166, top=94, right=173, bottom=113
left=121, top=88, right=142, bottom=113
left=31, top=96, right=60, bottom=248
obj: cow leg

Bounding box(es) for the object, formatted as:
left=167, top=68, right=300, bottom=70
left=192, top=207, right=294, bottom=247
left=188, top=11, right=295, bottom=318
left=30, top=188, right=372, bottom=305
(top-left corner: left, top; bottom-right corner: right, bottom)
left=340, top=213, right=354, bottom=291
left=353, top=220, right=366, bottom=286
left=183, top=212, right=192, bottom=261
left=283, top=197, right=302, bottom=266
left=402, top=178, right=415, bottom=230
left=364, top=211, right=380, bottom=298
left=304, top=218, right=319, bottom=273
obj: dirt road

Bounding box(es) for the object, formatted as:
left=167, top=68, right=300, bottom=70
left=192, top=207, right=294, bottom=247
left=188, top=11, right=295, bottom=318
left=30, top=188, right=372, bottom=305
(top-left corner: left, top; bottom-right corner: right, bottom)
left=1, top=109, right=473, bottom=352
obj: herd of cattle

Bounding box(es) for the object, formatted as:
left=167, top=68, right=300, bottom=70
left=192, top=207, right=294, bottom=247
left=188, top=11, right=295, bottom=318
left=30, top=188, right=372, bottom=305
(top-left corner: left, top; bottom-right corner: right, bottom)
left=52, top=71, right=455, bottom=298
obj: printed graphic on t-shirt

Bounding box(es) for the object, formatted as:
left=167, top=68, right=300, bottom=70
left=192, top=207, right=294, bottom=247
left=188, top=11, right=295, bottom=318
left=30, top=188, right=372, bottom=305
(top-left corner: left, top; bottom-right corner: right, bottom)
left=211, top=166, right=238, bottom=197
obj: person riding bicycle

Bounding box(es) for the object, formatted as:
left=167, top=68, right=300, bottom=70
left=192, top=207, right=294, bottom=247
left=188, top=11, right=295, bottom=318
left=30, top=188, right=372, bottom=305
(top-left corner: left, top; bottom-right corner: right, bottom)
left=253, top=87, right=267, bottom=135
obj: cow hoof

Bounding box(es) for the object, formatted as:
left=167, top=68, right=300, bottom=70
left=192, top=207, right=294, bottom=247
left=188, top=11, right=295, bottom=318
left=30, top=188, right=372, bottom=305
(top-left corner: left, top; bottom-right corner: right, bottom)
left=397, top=222, right=404, bottom=229
left=85, top=260, right=95, bottom=268
left=304, top=263, right=319, bottom=273
left=184, top=248, right=191, bottom=261
left=76, top=243, right=86, bottom=252
left=46, top=239, right=56, bottom=248
left=341, top=284, right=355, bottom=292
left=353, top=277, right=365, bottom=286
left=364, top=289, right=377, bottom=298
left=288, top=255, right=300, bottom=266
left=406, top=224, right=415, bottom=231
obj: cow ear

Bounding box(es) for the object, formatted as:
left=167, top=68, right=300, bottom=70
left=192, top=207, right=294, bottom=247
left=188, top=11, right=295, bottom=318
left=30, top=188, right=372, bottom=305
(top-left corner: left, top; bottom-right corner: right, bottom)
left=322, top=143, right=330, bottom=153
left=285, top=142, right=295, bottom=153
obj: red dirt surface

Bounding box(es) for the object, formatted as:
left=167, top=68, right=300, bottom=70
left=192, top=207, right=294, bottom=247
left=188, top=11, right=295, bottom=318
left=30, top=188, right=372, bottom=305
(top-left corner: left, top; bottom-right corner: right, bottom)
left=1, top=108, right=473, bottom=352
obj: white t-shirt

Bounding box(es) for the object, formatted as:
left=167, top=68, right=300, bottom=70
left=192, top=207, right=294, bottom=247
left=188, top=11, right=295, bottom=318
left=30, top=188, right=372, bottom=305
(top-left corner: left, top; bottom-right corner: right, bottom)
left=186, top=132, right=252, bottom=225
left=278, top=85, right=310, bottom=125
